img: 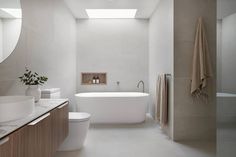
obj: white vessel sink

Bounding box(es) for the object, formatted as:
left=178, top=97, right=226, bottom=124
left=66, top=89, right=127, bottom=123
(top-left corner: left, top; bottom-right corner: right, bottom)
left=0, top=96, right=35, bottom=123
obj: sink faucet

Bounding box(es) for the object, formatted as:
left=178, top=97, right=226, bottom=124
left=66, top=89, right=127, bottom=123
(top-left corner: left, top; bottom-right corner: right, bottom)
left=137, top=80, right=145, bottom=93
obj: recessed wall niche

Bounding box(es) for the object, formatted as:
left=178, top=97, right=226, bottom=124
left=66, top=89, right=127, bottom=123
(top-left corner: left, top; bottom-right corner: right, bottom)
left=81, top=73, right=107, bottom=85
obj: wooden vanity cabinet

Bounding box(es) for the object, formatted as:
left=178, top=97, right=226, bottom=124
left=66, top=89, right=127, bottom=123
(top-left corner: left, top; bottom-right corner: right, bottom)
left=0, top=102, right=69, bottom=157
left=27, top=113, right=52, bottom=157
left=51, top=103, right=69, bottom=153
left=0, top=123, right=29, bottom=157
left=11, top=126, right=30, bottom=157
left=58, top=103, right=69, bottom=145
left=0, top=136, right=12, bottom=157
left=51, top=108, right=60, bottom=153
left=0, top=122, right=29, bottom=157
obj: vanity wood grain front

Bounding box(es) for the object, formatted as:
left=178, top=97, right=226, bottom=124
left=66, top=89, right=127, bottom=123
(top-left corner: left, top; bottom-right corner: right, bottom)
left=51, top=103, right=69, bottom=153
left=0, top=136, right=12, bottom=157
left=11, top=126, right=30, bottom=157
left=0, top=102, right=69, bottom=157
left=27, top=113, right=52, bottom=157
left=0, top=126, right=29, bottom=157
left=58, top=103, right=69, bottom=145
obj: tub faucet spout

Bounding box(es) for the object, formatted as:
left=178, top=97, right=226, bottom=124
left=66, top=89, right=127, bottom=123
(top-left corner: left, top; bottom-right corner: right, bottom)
left=137, top=80, right=145, bottom=93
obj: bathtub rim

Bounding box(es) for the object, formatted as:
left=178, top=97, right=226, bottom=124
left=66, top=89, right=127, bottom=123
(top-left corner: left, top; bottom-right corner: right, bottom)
left=75, top=92, right=149, bottom=98
left=217, top=92, right=236, bottom=97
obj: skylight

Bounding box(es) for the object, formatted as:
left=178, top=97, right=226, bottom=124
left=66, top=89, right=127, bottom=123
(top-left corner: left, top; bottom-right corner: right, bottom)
left=0, top=8, right=22, bottom=18
left=86, top=9, right=137, bottom=19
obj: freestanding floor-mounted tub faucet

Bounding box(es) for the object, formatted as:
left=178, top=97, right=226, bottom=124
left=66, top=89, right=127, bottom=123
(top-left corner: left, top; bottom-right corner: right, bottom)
left=137, top=80, right=145, bottom=93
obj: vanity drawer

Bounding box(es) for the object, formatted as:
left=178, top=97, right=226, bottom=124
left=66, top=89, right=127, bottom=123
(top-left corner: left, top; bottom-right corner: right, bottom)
left=27, top=113, right=52, bottom=157
left=0, top=126, right=29, bottom=157
left=51, top=102, right=69, bottom=152
left=0, top=136, right=11, bottom=157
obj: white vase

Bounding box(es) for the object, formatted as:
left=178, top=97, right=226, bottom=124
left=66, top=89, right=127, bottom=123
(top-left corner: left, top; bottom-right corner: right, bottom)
left=25, top=85, right=41, bottom=102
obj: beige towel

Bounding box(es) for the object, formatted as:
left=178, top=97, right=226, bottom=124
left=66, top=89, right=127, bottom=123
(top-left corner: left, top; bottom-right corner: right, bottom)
left=191, top=17, right=213, bottom=96
left=156, top=74, right=168, bottom=127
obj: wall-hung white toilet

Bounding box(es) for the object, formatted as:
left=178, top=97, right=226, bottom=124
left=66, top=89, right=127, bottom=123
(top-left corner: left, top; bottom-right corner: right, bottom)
left=59, top=112, right=90, bottom=151
left=41, top=89, right=91, bottom=151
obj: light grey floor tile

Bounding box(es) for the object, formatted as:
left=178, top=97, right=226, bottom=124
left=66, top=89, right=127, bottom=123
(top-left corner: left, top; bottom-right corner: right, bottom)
left=55, top=116, right=215, bottom=157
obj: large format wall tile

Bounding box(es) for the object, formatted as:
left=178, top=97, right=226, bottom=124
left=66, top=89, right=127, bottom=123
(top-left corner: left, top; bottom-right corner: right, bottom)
left=77, top=19, right=149, bottom=93
left=149, top=0, right=174, bottom=139
left=173, top=0, right=216, bottom=141
left=0, top=0, right=77, bottom=111
left=174, top=0, right=216, bottom=43
left=174, top=116, right=216, bottom=141
left=174, top=41, right=194, bottom=78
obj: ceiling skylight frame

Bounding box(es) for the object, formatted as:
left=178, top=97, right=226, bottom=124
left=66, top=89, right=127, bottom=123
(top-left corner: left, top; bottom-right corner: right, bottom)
left=86, top=9, right=137, bottom=19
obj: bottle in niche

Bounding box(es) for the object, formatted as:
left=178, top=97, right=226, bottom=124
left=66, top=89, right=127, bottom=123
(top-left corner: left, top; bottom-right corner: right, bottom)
left=92, top=76, right=96, bottom=84
left=96, top=76, right=100, bottom=84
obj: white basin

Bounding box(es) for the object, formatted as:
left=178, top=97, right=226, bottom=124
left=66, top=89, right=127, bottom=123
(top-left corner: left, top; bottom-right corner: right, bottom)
left=0, top=96, right=35, bottom=123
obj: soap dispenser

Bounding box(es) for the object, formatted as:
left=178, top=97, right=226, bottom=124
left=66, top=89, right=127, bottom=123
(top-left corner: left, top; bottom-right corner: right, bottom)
left=92, top=76, right=96, bottom=84
left=96, top=76, right=100, bottom=84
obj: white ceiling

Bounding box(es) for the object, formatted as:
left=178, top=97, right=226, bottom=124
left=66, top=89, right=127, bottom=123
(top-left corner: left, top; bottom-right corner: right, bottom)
left=64, top=0, right=161, bottom=19
left=217, top=0, right=236, bottom=19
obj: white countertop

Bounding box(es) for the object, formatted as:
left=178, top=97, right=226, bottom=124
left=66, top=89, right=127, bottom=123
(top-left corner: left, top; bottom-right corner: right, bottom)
left=0, top=99, right=68, bottom=140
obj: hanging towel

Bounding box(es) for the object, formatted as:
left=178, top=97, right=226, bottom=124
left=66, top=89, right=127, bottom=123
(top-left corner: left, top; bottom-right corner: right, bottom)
left=156, top=74, right=168, bottom=128
left=191, top=17, right=213, bottom=96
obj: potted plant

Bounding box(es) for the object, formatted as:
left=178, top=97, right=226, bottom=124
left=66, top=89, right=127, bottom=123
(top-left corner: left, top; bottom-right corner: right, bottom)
left=19, top=68, right=48, bottom=102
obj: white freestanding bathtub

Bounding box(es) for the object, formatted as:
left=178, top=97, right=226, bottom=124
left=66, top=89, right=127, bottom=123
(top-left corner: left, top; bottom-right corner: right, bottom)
left=75, top=92, right=149, bottom=124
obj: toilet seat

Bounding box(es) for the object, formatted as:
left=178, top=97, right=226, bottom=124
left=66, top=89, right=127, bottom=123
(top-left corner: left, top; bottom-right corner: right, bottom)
left=69, top=112, right=91, bottom=122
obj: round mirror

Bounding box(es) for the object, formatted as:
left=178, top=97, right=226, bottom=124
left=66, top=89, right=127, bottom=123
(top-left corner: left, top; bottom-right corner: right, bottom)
left=0, top=0, right=22, bottom=63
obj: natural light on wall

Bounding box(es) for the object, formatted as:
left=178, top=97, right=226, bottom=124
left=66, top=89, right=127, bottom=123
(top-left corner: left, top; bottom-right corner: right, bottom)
left=0, top=8, right=22, bottom=18
left=86, top=9, right=137, bottom=19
